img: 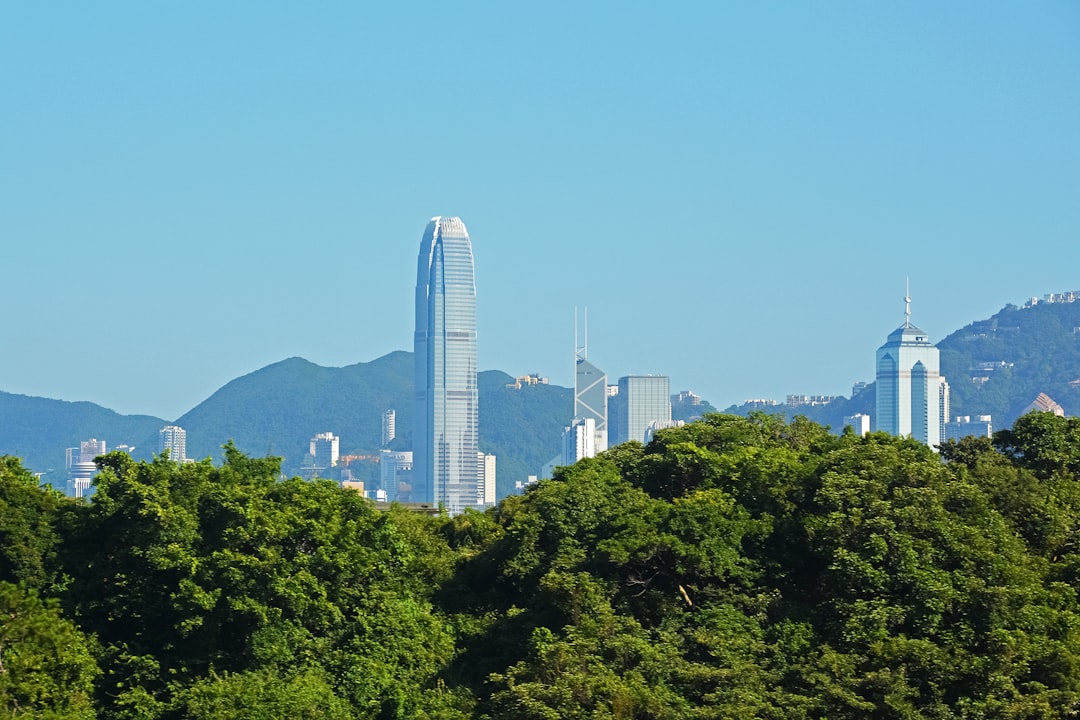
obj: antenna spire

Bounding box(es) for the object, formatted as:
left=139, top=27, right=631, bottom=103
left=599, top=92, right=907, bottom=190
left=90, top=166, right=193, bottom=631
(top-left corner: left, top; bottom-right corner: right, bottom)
left=904, top=277, right=912, bottom=328
left=574, top=307, right=588, bottom=363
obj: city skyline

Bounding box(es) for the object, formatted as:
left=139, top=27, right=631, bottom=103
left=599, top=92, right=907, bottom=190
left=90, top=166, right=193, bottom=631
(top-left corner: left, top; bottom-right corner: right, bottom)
left=2, top=4, right=1078, bottom=421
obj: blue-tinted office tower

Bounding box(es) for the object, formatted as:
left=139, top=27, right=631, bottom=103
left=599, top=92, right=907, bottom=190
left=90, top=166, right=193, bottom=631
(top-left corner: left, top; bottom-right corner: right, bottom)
left=414, top=217, right=479, bottom=514
left=875, top=291, right=945, bottom=449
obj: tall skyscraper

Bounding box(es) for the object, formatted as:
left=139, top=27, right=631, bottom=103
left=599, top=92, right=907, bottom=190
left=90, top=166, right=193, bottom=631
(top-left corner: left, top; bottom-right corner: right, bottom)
left=875, top=289, right=945, bottom=448
left=615, top=375, right=672, bottom=445
left=574, top=309, right=608, bottom=454
left=414, top=216, right=479, bottom=514
left=159, top=425, right=187, bottom=463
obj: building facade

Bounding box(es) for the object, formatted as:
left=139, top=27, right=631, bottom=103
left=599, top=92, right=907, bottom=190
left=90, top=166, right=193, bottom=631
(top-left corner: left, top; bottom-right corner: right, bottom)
left=379, top=450, right=413, bottom=503
left=574, top=310, right=608, bottom=454
left=310, top=432, right=340, bottom=475
left=944, top=415, right=993, bottom=441
left=381, top=409, right=396, bottom=448
left=477, top=452, right=496, bottom=507
left=66, top=438, right=106, bottom=498
left=843, top=413, right=871, bottom=437
left=159, top=425, right=187, bottom=463
left=615, top=375, right=672, bottom=445
left=414, top=216, right=479, bottom=514
left=875, top=297, right=945, bottom=449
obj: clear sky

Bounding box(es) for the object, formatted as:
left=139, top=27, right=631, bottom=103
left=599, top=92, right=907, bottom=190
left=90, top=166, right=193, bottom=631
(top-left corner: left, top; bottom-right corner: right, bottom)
left=2, top=3, right=1079, bottom=421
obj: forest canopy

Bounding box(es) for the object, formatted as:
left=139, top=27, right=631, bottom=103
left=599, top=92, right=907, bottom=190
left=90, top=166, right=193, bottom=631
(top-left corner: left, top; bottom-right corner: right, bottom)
left=3, top=413, right=1080, bottom=719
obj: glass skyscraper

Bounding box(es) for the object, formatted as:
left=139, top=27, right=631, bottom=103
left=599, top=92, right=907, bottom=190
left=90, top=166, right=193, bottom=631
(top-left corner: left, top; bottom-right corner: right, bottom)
left=414, top=217, right=479, bottom=514
left=875, top=296, right=945, bottom=449
left=615, top=375, right=671, bottom=445
left=574, top=312, right=608, bottom=454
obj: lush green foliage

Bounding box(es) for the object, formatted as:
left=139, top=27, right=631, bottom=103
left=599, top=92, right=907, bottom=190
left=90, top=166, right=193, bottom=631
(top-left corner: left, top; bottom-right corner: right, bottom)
left=5, top=412, right=1080, bottom=717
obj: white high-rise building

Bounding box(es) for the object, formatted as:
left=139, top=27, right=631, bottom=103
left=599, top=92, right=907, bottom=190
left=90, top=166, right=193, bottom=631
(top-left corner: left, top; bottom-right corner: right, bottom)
left=381, top=409, right=396, bottom=448
left=843, top=413, right=871, bottom=436
left=159, top=426, right=187, bottom=463
left=66, top=438, right=106, bottom=498
left=477, top=452, right=496, bottom=507
left=563, top=417, right=596, bottom=465
left=875, top=289, right=945, bottom=449
left=310, top=432, right=340, bottom=475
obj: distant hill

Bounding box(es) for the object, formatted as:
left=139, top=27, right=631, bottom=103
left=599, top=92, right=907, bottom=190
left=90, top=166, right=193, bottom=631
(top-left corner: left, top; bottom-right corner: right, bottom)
left=724, top=298, right=1080, bottom=432
left=165, top=352, right=416, bottom=465
left=938, top=300, right=1080, bottom=424
left=0, top=392, right=164, bottom=485
left=0, top=352, right=572, bottom=499
left=157, top=352, right=571, bottom=498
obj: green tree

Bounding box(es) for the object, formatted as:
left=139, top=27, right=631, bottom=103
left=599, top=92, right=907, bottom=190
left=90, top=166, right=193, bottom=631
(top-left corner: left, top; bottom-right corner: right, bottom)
left=0, top=582, right=99, bottom=719
left=0, top=456, right=65, bottom=589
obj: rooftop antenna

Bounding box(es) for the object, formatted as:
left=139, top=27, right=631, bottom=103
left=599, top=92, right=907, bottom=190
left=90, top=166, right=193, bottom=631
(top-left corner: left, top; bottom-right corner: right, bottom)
left=904, top=277, right=912, bottom=328
left=574, top=306, right=588, bottom=363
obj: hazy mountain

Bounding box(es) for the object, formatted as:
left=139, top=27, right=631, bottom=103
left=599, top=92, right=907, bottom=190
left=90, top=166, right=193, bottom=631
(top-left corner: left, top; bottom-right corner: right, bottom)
left=0, top=392, right=164, bottom=485
left=136, top=352, right=570, bottom=498
left=0, top=352, right=573, bottom=497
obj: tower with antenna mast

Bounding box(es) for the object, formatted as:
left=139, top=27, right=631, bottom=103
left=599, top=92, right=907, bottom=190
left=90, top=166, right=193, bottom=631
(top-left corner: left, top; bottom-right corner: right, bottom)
left=875, top=280, right=947, bottom=449
left=573, top=307, right=608, bottom=454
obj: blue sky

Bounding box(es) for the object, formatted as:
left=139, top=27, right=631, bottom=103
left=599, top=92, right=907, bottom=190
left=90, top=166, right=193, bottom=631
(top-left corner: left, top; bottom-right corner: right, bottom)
left=2, top=3, right=1079, bottom=421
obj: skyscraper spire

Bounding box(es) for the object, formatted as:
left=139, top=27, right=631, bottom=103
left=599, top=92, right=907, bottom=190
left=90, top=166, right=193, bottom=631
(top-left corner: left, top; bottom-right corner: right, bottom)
left=904, top=277, right=912, bottom=328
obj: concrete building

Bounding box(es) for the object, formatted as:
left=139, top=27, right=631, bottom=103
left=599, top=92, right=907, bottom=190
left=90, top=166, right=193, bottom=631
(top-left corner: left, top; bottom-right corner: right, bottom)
left=379, top=450, right=413, bottom=503
left=843, top=413, right=871, bottom=436
left=66, top=438, right=106, bottom=498
left=875, top=291, right=946, bottom=449
left=644, top=418, right=684, bottom=443
left=310, top=432, right=340, bottom=474
left=944, top=415, right=993, bottom=441
left=478, top=452, right=496, bottom=507
left=381, top=409, right=396, bottom=448
left=414, top=216, right=480, bottom=515
left=159, top=425, right=187, bottom=463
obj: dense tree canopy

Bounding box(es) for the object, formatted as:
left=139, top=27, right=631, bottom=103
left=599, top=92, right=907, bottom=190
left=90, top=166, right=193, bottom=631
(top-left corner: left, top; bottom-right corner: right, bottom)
left=4, top=413, right=1080, bottom=717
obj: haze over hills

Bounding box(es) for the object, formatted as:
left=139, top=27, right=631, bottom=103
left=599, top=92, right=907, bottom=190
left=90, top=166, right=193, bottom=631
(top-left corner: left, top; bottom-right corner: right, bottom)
left=5, top=295, right=1080, bottom=492
left=0, top=392, right=165, bottom=478
left=0, top=351, right=574, bottom=498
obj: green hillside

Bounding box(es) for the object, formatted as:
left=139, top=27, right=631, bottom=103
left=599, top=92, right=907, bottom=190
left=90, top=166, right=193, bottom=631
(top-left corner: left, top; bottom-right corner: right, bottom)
left=0, top=392, right=164, bottom=486
left=0, top=352, right=572, bottom=498
left=939, top=299, right=1080, bottom=423
left=147, top=352, right=571, bottom=498
left=725, top=299, right=1080, bottom=432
